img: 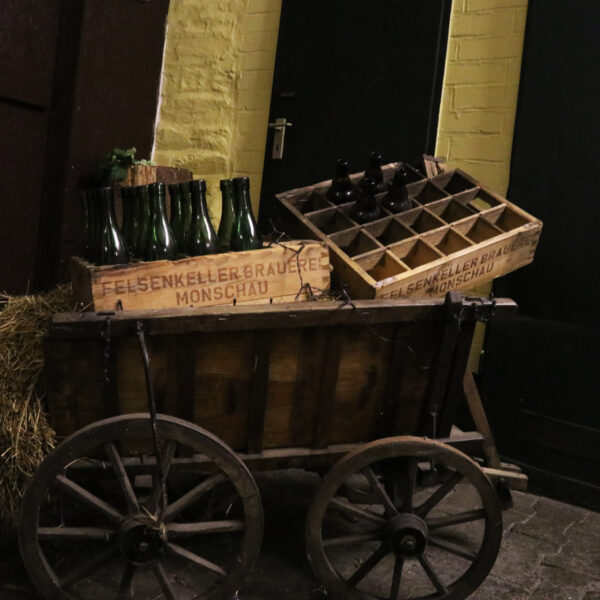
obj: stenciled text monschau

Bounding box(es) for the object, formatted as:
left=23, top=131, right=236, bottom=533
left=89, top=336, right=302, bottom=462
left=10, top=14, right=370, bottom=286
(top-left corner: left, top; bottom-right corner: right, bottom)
left=96, top=256, right=322, bottom=305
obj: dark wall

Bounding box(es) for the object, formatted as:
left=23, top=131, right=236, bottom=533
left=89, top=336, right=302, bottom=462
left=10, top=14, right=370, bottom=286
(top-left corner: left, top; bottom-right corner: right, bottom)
left=484, top=0, right=600, bottom=508
left=0, top=0, right=170, bottom=294
left=496, top=0, right=600, bottom=328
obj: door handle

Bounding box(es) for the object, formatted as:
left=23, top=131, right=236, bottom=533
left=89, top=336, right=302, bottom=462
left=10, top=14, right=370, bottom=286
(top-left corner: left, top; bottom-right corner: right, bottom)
left=268, top=118, right=293, bottom=159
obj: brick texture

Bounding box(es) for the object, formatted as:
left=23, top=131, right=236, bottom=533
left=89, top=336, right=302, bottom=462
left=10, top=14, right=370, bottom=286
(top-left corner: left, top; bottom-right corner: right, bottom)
left=154, top=1, right=526, bottom=231
left=153, top=0, right=281, bottom=221
left=435, top=0, right=528, bottom=196
left=434, top=1, right=528, bottom=371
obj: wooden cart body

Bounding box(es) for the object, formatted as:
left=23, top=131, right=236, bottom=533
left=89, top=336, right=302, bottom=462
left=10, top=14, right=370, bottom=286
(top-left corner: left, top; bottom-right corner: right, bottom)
left=44, top=294, right=515, bottom=470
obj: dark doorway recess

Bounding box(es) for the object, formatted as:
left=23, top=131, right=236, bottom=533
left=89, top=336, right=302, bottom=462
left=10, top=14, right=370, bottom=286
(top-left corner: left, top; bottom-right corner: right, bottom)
left=0, top=0, right=170, bottom=294
left=481, top=0, right=600, bottom=509
left=259, top=0, right=451, bottom=230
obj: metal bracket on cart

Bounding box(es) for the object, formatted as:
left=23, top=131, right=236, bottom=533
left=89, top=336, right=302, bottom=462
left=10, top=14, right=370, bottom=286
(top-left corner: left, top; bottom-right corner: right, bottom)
left=463, top=295, right=497, bottom=323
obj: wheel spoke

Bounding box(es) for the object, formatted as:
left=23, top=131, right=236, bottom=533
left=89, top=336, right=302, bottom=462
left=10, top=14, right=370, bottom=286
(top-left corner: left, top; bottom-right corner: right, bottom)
left=427, top=509, right=486, bottom=530
left=329, top=497, right=386, bottom=525
left=59, top=543, right=118, bottom=589
left=105, top=442, right=139, bottom=514
left=323, top=531, right=382, bottom=547
left=37, top=526, right=113, bottom=542
left=163, top=474, right=225, bottom=523
left=167, top=542, right=227, bottom=577
left=415, top=471, right=463, bottom=518
left=363, top=467, right=398, bottom=516
left=347, top=543, right=389, bottom=586
left=400, top=459, right=418, bottom=512
left=428, top=536, right=478, bottom=561
left=418, top=553, right=448, bottom=595
left=147, top=440, right=177, bottom=515
left=167, top=520, right=245, bottom=537
left=153, top=561, right=176, bottom=600
left=117, top=562, right=136, bottom=599
left=390, top=557, right=404, bottom=600
left=54, top=475, right=123, bottom=522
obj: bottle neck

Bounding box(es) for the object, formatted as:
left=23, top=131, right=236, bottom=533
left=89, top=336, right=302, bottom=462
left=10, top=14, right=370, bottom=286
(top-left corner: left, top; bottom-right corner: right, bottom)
left=170, top=189, right=181, bottom=212
left=150, top=192, right=167, bottom=218
left=99, top=193, right=118, bottom=226
left=235, top=186, right=252, bottom=213
left=137, top=189, right=150, bottom=211
left=334, top=170, right=352, bottom=190
left=221, top=186, right=235, bottom=209
left=192, top=190, right=210, bottom=217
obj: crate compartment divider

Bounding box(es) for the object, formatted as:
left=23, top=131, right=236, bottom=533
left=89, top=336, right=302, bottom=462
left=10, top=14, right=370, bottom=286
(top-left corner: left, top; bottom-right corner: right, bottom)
left=275, top=164, right=542, bottom=299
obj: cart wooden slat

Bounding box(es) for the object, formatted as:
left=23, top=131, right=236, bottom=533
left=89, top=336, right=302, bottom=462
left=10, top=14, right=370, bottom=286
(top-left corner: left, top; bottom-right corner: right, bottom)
left=44, top=295, right=516, bottom=459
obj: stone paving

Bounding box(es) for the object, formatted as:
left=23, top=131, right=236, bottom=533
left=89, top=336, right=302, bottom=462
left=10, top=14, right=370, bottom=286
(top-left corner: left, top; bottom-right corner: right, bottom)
left=1, top=469, right=599, bottom=599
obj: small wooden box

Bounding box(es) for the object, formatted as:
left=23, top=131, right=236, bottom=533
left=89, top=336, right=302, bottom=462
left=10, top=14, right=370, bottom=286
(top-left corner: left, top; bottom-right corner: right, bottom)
left=275, top=163, right=542, bottom=299
left=70, top=242, right=331, bottom=311
left=111, top=165, right=193, bottom=226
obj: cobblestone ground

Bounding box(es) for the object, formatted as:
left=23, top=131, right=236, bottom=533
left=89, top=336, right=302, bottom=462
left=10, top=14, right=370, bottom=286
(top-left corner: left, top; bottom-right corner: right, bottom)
left=1, top=469, right=599, bottom=599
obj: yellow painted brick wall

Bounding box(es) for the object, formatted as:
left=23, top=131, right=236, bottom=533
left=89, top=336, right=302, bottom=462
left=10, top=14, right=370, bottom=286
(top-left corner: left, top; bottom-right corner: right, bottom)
left=435, top=0, right=528, bottom=371
left=153, top=0, right=281, bottom=221
left=435, top=0, right=528, bottom=196
left=232, top=0, right=281, bottom=214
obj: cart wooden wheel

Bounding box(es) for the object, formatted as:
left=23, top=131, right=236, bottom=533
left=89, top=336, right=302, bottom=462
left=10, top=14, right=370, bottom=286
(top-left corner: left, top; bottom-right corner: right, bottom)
left=19, top=413, right=263, bottom=600
left=306, top=437, right=502, bottom=600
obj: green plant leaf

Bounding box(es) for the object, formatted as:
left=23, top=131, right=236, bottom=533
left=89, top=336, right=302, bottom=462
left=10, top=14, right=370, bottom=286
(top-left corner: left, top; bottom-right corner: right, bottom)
left=110, top=165, right=129, bottom=182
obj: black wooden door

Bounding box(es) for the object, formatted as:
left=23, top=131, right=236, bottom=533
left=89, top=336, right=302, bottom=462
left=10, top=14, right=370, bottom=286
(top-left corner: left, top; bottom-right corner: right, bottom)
left=258, top=0, right=451, bottom=230
left=0, top=0, right=63, bottom=293
left=481, top=0, right=600, bottom=509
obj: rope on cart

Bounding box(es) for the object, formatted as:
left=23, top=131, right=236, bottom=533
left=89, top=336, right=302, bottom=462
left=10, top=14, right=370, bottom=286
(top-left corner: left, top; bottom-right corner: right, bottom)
left=135, top=321, right=168, bottom=520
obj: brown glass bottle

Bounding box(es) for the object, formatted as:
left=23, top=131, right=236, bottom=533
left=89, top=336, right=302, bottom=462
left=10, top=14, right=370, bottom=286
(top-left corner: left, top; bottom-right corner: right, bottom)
left=360, top=151, right=387, bottom=194
left=326, top=158, right=357, bottom=205
left=351, top=178, right=382, bottom=224
left=382, top=165, right=412, bottom=213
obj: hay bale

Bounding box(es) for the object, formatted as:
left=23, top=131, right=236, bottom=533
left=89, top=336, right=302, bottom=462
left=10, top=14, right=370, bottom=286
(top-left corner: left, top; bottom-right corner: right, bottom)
left=0, top=285, right=78, bottom=527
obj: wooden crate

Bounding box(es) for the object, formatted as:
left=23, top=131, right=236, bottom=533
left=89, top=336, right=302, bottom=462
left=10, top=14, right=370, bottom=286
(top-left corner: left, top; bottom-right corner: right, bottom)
left=70, top=242, right=331, bottom=311
left=275, top=163, right=542, bottom=299
left=118, top=165, right=192, bottom=187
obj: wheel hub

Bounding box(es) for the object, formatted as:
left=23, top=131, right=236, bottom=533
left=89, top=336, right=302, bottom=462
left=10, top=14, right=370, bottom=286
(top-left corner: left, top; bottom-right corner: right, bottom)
left=385, top=513, right=428, bottom=558
left=119, top=516, right=167, bottom=566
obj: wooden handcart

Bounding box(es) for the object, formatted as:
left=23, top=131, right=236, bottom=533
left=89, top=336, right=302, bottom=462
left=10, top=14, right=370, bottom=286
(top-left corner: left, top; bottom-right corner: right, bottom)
left=19, top=293, right=522, bottom=599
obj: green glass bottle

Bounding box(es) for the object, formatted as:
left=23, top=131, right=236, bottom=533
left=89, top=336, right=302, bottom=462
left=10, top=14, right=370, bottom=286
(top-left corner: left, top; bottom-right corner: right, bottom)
left=169, top=182, right=191, bottom=254
left=142, top=182, right=177, bottom=261
left=188, top=179, right=219, bottom=255
left=217, top=178, right=236, bottom=251
left=80, top=190, right=93, bottom=262
left=120, top=186, right=136, bottom=254
left=178, top=181, right=193, bottom=250
left=96, top=187, right=128, bottom=265
left=230, top=177, right=262, bottom=251
left=132, top=185, right=151, bottom=259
